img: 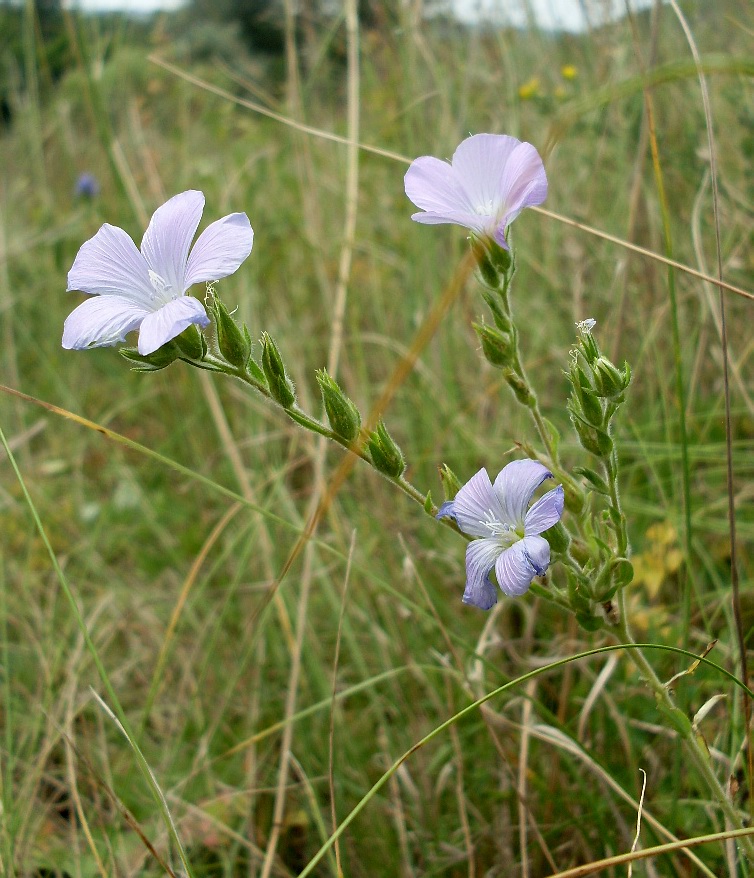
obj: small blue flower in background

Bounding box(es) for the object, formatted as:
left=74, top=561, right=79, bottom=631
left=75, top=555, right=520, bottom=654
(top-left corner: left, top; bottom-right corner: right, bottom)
left=404, top=133, right=548, bottom=250
left=75, top=173, right=100, bottom=198
left=437, top=459, right=564, bottom=609
left=63, top=190, right=254, bottom=356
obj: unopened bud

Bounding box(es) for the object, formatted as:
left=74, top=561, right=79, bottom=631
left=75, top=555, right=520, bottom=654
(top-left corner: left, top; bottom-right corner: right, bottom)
left=120, top=342, right=179, bottom=372
left=316, top=369, right=361, bottom=442
left=594, top=356, right=630, bottom=400
left=261, top=332, right=296, bottom=409
left=474, top=321, right=514, bottom=368
left=569, top=407, right=613, bottom=457
left=367, top=420, right=405, bottom=477
left=211, top=297, right=251, bottom=368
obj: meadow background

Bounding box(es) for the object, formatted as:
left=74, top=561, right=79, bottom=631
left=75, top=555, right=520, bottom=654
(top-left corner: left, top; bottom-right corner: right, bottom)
left=1, top=0, right=754, bottom=875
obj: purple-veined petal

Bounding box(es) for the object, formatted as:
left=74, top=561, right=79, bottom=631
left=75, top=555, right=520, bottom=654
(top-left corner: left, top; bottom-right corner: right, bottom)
left=405, top=156, right=476, bottom=218
left=452, top=468, right=507, bottom=539
left=140, top=191, right=205, bottom=296
left=492, top=459, right=552, bottom=527
left=137, top=296, right=209, bottom=356
left=495, top=541, right=538, bottom=597
left=67, top=224, right=154, bottom=306
left=463, top=539, right=500, bottom=610
left=436, top=500, right=456, bottom=521
left=184, top=212, right=254, bottom=289
left=524, top=485, right=564, bottom=536
left=522, top=535, right=550, bottom=576
left=451, top=134, right=521, bottom=218
left=62, top=295, right=149, bottom=349
left=498, top=141, right=548, bottom=228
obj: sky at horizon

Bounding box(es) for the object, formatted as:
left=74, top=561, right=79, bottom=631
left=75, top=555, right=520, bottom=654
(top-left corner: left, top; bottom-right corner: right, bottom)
left=62, top=0, right=659, bottom=34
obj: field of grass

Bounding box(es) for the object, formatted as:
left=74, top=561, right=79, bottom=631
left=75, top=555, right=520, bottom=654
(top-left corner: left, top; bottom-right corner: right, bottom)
left=2, top=1, right=754, bottom=875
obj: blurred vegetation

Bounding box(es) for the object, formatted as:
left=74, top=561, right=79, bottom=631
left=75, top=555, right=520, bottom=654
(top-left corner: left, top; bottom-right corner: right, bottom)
left=1, top=0, right=754, bottom=875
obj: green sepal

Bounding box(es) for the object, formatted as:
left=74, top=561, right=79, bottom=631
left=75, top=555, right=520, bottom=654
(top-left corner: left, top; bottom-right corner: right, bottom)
left=439, top=463, right=463, bottom=500
left=474, top=321, right=514, bottom=368
left=211, top=297, right=252, bottom=368
left=367, top=420, right=405, bottom=478
left=543, top=522, right=571, bottom=555
left=575, top=611, right=604, bottom=632
left=261, top=332, right=296, bottom=409
left=573, top=466, right=610, bottom=495
left=120, top=342, right=180, bottom=372
left=173, top=324, right=206, bottom=360
left=423, top=491, right=434, bottom=514
left=481, top=290, right=512, bottom=332
left=316, top=369, right=361, bottom=442
left=610, top=557, right=634, bottom=588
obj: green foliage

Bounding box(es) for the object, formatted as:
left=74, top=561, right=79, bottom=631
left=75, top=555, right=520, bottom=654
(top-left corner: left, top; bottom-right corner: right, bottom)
left=3, top=1, right=754, bottom=875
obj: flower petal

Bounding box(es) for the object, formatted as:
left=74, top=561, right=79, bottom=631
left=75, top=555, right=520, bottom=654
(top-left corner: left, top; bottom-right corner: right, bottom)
left=140, top=191, right=205, bottom=295
left=497, top=141, right=548, bottom=229
left=411, top=209, right=489, bottom=234
left=405, top=155, right=476, bottom=218
left=524, top=485, right=564, bottom=536
left=492, top=459, right=552, bottom=527
left=451, top=134, right=521, bottom=217
left=463, top=539, right=500, bottom=610
left=436, top=500, right=456, bottom=521
left=184, top=212, right=254, bottom=289
left=452, top=468, right=507, bottom=539
left=62, top=295, right=149, bottom=349
left=521, top=535, right=550, bottom=576
left=67, top=224, right=154, bottom=305
left=495, top=541, right=538, bottom=597
left=137, top=296, right=209, bottom=356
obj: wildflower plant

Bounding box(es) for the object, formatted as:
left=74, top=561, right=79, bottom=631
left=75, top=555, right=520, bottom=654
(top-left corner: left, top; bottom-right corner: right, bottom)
left=60, top=135, right=754, bottom=865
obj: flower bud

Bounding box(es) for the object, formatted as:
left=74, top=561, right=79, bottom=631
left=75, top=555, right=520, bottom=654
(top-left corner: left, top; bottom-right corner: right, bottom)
left=610, top=557, right=634, bottom=589
left=474, top=321, right=514, bottom=368
left=576, top=323, right=601, bottom=365
left=211, top=297, right=251, bottom=369
left=316, top=369, right=361, bottom=442
left=569, top=407, right=613, bottom=457
left=261, top=332, right=296, bottom=409
left=174, top=324, right=206, bottom=360
left=594, top=356, right=630, bottom=400
left=367, top=420, right=405, bottom=477
left=439, top=463, right=463, bottom=500
left=120, top=342, right=179, bottom=372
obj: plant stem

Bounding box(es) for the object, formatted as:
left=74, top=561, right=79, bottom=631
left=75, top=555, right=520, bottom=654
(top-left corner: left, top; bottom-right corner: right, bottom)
left=614, top=592, right=754, bottom=861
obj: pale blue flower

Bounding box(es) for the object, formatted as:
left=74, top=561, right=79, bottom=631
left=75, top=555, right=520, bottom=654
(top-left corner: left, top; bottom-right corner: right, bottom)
left=75, top=173, right=100, bottom=198
left=437, top=459, right=564, bottom=609
left=404, top=134, right=547, bottom=249
left=63, top=190, right=253, bottom=356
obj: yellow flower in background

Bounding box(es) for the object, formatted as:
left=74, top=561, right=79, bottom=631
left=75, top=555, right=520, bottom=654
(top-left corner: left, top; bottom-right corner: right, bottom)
left=554, top=85, right=567, bottom=100
left=561, top=64, right=578, bottom=80
left=518, top=77, right=540, bottom=100
left=631, top=521, right=683, bottom=599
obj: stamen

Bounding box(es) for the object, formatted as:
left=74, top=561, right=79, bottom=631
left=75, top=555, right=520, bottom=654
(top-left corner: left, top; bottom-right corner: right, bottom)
left=148, top=270, right=173, bottom=301
left=479, top=509, right=512, bottom=539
